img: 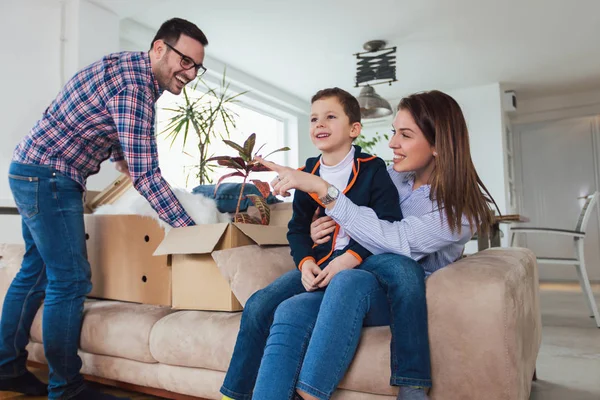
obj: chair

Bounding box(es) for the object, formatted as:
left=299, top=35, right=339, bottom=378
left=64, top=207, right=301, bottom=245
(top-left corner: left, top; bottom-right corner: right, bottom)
left=510, top=192, right=600, bottom=328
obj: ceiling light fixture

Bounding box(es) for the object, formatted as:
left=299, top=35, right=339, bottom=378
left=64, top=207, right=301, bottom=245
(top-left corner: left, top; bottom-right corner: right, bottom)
left=354, top=40, right=397, bottom=119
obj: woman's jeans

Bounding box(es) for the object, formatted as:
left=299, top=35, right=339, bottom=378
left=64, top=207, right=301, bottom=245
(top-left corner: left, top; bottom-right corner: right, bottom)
left=0, top=162, right=92, bottom=399
left=221, top=253, right=431, bottom=400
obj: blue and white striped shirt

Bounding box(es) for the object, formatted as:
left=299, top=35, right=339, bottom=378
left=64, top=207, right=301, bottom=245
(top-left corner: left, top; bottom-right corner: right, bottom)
left=326, top=166, right=473, bottom=275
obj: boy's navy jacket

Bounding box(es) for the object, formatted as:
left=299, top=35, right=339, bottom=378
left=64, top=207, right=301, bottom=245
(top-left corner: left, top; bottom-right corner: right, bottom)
left=288, top=145, right=403, bottom=270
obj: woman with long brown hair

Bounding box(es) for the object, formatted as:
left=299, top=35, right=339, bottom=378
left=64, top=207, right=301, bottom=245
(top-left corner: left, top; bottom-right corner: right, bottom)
left=250, top=90, right=497, bottom=400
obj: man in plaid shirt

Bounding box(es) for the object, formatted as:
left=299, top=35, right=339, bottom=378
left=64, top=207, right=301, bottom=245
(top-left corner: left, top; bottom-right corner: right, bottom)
left=0, top=18, right=207, bottom=400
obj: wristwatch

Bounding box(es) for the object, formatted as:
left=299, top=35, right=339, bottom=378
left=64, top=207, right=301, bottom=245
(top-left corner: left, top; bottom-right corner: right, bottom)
left=319, top=184, right=340, bottom=205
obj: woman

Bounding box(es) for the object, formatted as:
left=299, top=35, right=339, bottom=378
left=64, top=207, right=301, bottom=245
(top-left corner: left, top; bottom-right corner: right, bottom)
left=250, top=90, right=498, bottom=400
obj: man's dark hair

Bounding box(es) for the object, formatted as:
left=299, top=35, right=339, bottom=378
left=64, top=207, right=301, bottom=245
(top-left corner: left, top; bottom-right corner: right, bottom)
left=311, top=87, right=361, bottom=124
left=150, top=18, right=208, bottom=50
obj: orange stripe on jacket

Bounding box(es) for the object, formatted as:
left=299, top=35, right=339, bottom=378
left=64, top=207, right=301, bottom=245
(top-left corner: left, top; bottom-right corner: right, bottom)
left=298, top=256, right=316, bottom=271
left=317, top=225, right=340, bottom=266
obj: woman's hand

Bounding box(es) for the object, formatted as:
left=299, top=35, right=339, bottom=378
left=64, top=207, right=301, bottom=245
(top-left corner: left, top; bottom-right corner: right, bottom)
left=313, top=252, right=360, bottom=289
left=311, top=210, right=336, bottom=244
left=301, top=260, right=322, bottom=292
left=255, top=157, right=329, bottom=198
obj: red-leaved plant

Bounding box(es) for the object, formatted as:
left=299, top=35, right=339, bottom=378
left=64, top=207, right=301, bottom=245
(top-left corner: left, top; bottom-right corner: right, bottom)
left=207, top=133, right=289, bottom=225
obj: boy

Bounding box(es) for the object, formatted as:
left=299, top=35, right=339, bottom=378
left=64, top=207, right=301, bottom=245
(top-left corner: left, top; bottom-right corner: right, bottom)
left=288, top=87, right=401, bottom=290
left=220, top=87, right=402, bottom=400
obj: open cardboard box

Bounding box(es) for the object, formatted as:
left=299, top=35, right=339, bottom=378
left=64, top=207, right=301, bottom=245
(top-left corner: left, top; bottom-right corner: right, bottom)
left=84, top=176, right=292, bottom=311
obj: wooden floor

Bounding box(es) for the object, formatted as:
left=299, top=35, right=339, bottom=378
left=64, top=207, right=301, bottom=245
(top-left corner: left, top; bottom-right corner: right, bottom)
left=0, top=367, right=162, bottom=399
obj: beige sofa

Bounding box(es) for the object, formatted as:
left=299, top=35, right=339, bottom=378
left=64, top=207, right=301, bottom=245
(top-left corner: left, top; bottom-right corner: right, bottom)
left=0, top=243, right=541, bottom=399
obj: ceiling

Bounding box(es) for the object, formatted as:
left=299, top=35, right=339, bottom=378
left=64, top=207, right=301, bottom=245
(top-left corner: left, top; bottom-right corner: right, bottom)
left=90, top=0, right=600, bottom=102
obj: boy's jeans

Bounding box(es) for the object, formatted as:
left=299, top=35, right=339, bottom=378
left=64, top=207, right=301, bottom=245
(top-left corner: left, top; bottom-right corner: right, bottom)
left=220, top=270, right=306, bottom=400
left=252, top=268, right=390, bottom=400
left=220, top=253, right=431, bottom=400
left=0, top=162, right=92, bottom=399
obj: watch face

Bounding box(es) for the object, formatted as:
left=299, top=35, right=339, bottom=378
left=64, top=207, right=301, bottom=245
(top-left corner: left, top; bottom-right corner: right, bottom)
left=328, top=185, right=339, bottom=198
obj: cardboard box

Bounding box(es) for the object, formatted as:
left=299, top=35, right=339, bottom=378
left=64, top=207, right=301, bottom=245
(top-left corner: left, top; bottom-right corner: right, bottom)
left=84, top=177, right=292, bottom=311
left=85, top=214, right=171, bottom=306
left=153, top=223, right=288, bottom=311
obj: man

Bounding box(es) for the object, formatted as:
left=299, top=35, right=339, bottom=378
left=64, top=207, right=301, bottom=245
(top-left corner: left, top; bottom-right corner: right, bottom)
left=0, top=18, right=207, bottom=400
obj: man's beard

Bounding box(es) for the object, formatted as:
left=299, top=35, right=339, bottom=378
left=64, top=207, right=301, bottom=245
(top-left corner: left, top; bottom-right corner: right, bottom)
left=154, top=60, right=170, bottom=91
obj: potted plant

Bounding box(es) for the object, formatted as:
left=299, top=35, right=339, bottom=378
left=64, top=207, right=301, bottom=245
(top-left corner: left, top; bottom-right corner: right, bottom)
left=207, top=133, right=289, bottom=225
left=161, top=69, right=247, bottom=185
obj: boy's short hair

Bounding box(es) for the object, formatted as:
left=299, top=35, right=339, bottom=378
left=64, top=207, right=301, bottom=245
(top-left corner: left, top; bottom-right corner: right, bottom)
left=311, top=87, right=361, bottom=125
left=150, top=18, right=208, bottom=50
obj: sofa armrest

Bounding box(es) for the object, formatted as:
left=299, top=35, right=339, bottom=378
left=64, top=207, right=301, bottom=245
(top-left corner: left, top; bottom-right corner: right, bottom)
left=426, top=247, right=541, bottom=400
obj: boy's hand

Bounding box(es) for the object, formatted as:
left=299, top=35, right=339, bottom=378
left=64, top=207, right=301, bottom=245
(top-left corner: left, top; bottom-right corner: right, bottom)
left=301, top=260, right=322, bottom=292
left=314, top=252, right=361, bottom=289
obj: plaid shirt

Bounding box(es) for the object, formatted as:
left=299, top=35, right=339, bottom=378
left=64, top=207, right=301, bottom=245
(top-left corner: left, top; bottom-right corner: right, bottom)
left=13, top=51, right=195, bottom=227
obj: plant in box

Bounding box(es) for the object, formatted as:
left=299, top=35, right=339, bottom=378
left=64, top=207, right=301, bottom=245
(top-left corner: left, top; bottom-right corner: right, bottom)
left=207, top=133, right=289, bottom=225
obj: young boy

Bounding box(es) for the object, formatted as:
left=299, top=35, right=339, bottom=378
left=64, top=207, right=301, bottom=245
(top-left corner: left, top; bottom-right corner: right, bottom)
left=288, top=87, right=402, bottom=290
left=220, top=87, right=402, bottom=400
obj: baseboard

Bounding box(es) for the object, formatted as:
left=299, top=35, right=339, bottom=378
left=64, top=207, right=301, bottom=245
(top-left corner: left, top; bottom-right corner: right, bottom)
left=27, top=361, right=209, bottom=400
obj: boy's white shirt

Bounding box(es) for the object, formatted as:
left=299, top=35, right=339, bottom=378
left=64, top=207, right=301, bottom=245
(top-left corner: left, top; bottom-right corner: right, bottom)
left=319, top=146, right=355, bottom=251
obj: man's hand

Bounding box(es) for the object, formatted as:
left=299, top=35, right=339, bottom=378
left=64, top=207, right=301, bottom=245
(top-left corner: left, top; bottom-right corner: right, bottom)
left=313, top=252, right=361, bottom=289
left=114, top=160, right=131, bottom=179
left=301, top=260, right=322, bottom=292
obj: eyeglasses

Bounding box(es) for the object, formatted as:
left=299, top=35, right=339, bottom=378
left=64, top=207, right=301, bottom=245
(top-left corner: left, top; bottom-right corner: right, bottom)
left=164, top=42, right=207, bottom=77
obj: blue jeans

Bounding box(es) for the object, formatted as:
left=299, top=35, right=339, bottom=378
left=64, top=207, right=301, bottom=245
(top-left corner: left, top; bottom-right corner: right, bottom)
left=221, top=253, right=431, bottom=399
left=0, top=162, right=92, bottom=399
left=252, top=269, right=390, bottom=400
left=221, top=270, right=306, bottom=400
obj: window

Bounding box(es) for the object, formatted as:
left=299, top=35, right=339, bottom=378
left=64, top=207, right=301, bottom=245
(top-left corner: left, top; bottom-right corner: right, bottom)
left=156, top=89, right=290, bottom=190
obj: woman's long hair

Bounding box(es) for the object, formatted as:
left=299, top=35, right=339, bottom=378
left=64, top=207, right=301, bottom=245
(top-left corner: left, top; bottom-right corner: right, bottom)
left=398, top=90, right=498, bottom=235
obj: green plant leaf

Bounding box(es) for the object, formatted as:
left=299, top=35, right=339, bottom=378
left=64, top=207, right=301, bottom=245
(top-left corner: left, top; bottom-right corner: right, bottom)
left=223, top=140, right=246, bottom=156
left=243, top=133, right=256, bottom=158
left=254, top=143, right=267, bottom=157
left=262, top=146, right=291, bottom=159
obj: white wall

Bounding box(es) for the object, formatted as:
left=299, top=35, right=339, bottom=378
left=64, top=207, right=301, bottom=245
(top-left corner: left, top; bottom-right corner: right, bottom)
left=1, top=0, right=62, bottom=207
left=512, top=89, right=600, bottom=126
left=0, top=0, right=119, bottom=244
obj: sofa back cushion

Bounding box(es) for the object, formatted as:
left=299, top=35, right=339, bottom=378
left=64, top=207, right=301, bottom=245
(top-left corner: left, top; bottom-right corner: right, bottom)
left=211, top=245, right=295, bottom=306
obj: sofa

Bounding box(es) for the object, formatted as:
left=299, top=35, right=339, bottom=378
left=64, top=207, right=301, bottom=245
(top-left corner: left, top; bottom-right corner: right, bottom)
left=0, top=242, right=541, bottom=399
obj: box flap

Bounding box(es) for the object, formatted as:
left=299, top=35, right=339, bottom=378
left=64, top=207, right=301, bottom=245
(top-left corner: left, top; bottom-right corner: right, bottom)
left=86, top=174, right=133, bottom=212
left=233, top=223, right=289, bottom=245
left=153, top=223, right=230, bottom=256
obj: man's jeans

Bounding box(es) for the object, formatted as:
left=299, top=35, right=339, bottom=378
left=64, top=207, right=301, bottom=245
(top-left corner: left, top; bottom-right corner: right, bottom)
left=221, top=253, right=431, bottom=400
left=0, top=162, right=92, bottom=399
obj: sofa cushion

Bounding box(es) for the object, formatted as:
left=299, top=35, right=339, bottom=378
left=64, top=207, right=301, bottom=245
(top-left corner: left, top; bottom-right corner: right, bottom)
left=30, top=300, right=174, bottom=364
left=149, top=306, right=399, bottom=395
left=211, top=244, right=295, bottom=306
left=149, top=310, right=241, bottom=371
